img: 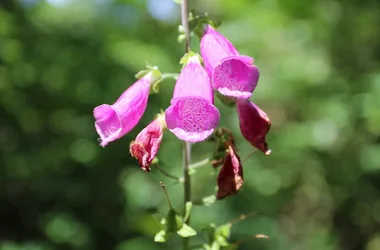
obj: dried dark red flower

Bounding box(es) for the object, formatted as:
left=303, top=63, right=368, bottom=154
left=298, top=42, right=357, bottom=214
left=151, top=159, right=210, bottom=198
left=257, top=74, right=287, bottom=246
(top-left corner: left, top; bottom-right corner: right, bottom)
left=216, top=146, right=244, bottom=199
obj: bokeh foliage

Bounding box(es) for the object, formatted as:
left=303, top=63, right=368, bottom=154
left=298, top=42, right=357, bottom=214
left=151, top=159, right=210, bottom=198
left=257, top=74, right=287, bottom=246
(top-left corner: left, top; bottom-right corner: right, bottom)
left=1, top=0, right=380, bottom=249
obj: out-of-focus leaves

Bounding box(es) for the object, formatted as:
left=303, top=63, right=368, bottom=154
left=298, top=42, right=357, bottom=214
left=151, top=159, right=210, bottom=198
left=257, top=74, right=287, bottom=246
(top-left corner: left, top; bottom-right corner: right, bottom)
left=1, top=0, right=380, bottom=250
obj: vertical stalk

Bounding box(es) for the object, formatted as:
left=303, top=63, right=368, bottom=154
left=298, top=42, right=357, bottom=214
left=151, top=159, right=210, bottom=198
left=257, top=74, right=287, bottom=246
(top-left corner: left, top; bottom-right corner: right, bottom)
left=181, top=0, right=190, bottom=53
left=181, top=1, right=191, bottom=249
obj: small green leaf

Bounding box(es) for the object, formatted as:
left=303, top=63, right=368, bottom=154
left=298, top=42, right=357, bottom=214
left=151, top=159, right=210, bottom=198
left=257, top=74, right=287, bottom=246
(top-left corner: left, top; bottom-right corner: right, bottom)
left=166, top=209, right=183, bottom=233
left=177, top=223, right=197, bottom=237
left=178, top=25, right=185, bottom=33
left=202, top=195, right=216, bottom=206
left=189, top=167, right=196, bottom=175
left=201, top=244, right=212, bottom=250
left=178, top=34, right=186, bottom=44
left=154, top=230, right=167, bottom=242
left=210, top=242, right=220, bottom=250
left=151, top=158, right=159, bottom=165
left=209, top=20, right=222, bottom=29
left=146, top=62, right=156, bottom=70
left=216, top=223, right=231, bottom=238
left=184, top=201, right=193, bottom=222
left=201, top=223, right=216, bottom=244
left=179, top=53, right=190, bottom=65
left=193, top=195, right=217, bottom=206
left=215, top=224, right=231, bottom=246
left=215, top=234, right=229, bottom=247
left=160, top=218, right=166, bottom=225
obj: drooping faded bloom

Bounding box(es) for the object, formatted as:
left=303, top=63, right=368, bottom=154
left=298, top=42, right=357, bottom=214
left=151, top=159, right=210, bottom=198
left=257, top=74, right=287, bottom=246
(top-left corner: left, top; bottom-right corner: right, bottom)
left=130, top=114, right=166, bottom=172
left=217, top=145, right=244, bottom=199
left=236, top=99, right=271, bottom=155
left=200, top=25, right=259, bottom=99
left=165, top=54, right=220, bottom=142
left=94, top=72, right=158, bottom=147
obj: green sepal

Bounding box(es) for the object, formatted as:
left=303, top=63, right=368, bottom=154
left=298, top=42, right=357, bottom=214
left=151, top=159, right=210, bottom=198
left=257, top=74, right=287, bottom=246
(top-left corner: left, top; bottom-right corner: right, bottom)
left=135, top=69, right=151, bottom=79
left=209, top=20, right=222, bottom=29
left=150, top=78, right=162, bottom=94
left=188, top=12, right=222, bottom=39
left=179, top=51, right=196, bottom=65
left=215, top=92, right=236, bottom=108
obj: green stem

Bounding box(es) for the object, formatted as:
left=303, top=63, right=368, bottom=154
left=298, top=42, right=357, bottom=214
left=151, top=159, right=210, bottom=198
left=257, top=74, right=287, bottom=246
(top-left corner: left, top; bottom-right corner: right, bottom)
left=182, top=141, right=191, bottom=249
left=181, top=0, right=191, bottom=249
left=181, top=0, right=190, bottom=53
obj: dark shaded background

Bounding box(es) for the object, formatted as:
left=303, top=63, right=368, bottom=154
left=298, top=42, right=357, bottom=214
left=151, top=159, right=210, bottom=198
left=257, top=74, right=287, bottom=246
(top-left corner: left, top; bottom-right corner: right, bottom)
left=1, top=0, right=380, bottom=249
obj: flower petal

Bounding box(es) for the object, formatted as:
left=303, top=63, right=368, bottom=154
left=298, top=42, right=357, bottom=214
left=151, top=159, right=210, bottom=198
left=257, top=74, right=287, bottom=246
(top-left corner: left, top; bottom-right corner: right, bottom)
left=130, top=117, right=164, bottom=171
left=130, top=143, right=151, bottom=171
left=165, top=97, right=220, bottom=143
left=236, top=99, right=271, bottom=155
left=200, top=25, right=239, bottom=77
left=172, top=55, right=213, bottom=103
left=212, top=55, right=259, bottom=99
left=217, top=146, right=244, bottom=199
left=94, top=104, right=122, bottom=147
left=93, top=74, right=152, bottom=147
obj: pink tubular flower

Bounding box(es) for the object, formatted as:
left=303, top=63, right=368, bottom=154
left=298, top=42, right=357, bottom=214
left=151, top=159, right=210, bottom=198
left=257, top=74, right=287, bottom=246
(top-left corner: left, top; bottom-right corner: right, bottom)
left=130, top=115, right=166, bottom=172
left=217, top=145, right=244, bottom=199
left=200, top=25, right=259, bottom=99
left=165, top=54, right=220, bottom=143
left=236, top=99, right=272, bottom=155
left=93, top=72, right=158, bottom=147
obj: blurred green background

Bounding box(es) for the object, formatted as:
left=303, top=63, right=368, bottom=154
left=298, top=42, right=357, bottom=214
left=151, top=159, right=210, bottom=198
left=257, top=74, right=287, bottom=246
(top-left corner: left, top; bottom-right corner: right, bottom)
left=1, top=0, right=380, bottom=249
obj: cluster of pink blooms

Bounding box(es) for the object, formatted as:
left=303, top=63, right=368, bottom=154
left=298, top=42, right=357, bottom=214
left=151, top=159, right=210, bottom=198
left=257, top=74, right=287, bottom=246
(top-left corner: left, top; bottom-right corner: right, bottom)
left=93, top=25, right=271, bottom=198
